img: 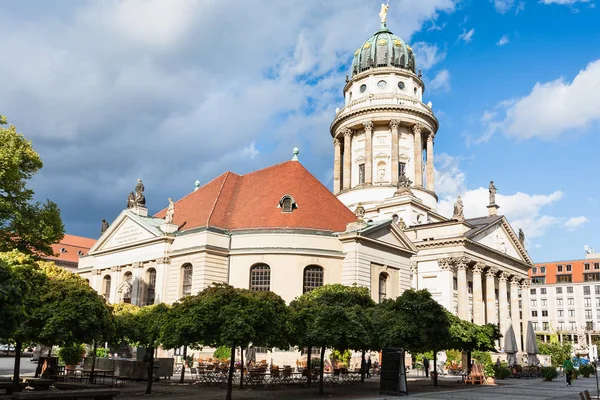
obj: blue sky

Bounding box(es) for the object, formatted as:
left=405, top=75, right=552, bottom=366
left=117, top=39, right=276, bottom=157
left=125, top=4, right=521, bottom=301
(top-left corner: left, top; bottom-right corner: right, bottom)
left=0, top=0, right=598, bottom=262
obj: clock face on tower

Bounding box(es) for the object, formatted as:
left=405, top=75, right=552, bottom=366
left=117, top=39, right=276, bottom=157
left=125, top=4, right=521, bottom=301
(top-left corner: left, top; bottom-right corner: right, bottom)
left=377, top=80, right=387, bottom=89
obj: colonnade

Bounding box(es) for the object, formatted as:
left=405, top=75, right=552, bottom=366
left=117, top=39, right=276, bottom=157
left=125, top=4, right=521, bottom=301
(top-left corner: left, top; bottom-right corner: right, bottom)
left=333, top=121, right=435, bottom=194
left=438, top=257, right=531, bottom=352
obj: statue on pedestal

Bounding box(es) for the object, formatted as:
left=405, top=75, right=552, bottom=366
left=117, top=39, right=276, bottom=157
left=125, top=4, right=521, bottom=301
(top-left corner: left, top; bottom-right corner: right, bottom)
left=395, top=171, right=413, bottom=195
left=127, top=192, right=136, bottom=209
left=165, top=198, right=175, bottom=224
left=489, top=181, right=497, bottom=205
left=379, top=2, right=389, bottom=24
left=101, top=219, right=109, bottom=234
left=518, top=229, right=525, bottom=245
left=134, top=179, right=146, bottom=207
left=398, top=217, right=406, bottom=230
left=355, top=203, right=366, bottom=221
left=453, top=195, right=464, bottom=221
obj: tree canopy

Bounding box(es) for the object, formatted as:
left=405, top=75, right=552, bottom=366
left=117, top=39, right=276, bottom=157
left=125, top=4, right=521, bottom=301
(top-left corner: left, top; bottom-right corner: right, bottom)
left=0, top=115, right=64, bottom=256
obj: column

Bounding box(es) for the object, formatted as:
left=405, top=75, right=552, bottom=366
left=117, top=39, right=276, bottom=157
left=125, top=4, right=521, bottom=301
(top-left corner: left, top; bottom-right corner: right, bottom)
left=472, top=262, right=485, bottom=325
left=438, top=258, right=455, bottom=312
left=520, top=279, right=531, bottom=351
left=456, top=257, right=469, bottom=321
left=485, top=267, right=498, bottom=325
left=333, top=138, right=341, bottom=194
left=390, top=120, right=400, bottom=185
left=510, top=277, right=522, bottom=352
left=498, top=272, right=510, bottom=342
left=363, top=121, right=373, bottom=185
left=413, top=124, right=423, bottom=187
left=426, top=132, right=435, bottom=192
left=343, top=128, right=352, bottom=189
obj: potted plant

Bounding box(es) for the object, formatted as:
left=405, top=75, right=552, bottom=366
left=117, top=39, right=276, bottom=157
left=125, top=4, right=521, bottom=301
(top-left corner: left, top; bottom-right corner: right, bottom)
left=580, top=364, right=595, bottom=378
left=58, top=344, right=85, bottom=369
left=540, top=367, right=558, bottom=381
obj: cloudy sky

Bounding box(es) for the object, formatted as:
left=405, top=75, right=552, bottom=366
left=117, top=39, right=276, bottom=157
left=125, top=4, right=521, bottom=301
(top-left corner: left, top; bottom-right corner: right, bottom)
left=1, top=0, right=599, bottom=262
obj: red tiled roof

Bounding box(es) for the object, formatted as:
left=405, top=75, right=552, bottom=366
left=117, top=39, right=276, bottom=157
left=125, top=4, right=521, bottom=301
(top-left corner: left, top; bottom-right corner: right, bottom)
left=47, top=234, right=97, bottom=263
left=155, top=161, right=356, bottom=233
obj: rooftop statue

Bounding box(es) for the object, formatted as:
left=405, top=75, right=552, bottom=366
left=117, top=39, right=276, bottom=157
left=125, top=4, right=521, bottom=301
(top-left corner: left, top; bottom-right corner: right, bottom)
left=379, top=2, right=389, bottom=24
left=134, top=179, right=146, bottom=208
left=489, top=181, right=497, bottom=205
left=165, top=198, right=175, bottom=224
left=101, top=219, right=109, bottom=234
left=519, top=228, right=525, bottom=245
left=453, top=195, right=464, bottom=221
left=127, top=191, right=136, bottom=209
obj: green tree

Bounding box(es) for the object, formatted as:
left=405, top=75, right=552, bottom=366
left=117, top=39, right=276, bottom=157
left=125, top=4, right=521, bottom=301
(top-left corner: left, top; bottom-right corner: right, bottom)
left=374, top=289, right=451, bottom=386
left=290, top=284, right=375, bottom=394
left=0, top=115, right=64, bottom=256
left=538, top=340, right=573, bottom=368
left=448, top=314, right=500, bottom=375
left=113, top=303, right=170, bottom=394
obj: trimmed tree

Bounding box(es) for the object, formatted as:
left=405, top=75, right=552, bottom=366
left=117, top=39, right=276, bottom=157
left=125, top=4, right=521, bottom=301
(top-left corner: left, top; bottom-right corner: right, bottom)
left=448, top=314, right=500, bottom=374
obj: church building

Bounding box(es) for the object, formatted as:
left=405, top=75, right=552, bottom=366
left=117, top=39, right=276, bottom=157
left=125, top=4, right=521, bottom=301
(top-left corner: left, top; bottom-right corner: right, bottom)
left=78, top=8, right=534, bottom=356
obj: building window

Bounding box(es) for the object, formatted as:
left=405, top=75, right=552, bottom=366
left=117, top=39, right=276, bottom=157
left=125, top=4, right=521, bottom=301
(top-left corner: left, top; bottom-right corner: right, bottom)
left=595, top=263, right=600, bottom=270
left=542, top=310, right=548, bottom=317
left=279, top=195, right=297, bottom=213
left=557, top=298, right=563, bottom=306
left=558, top=310, right=564, bottom=317
left=379, top=273, right=388, bottom=303
left=585, top=273, right=600, bottom=282
left=597, top=298, right=600, bottom=307
left=557, top=275, right=572, bottom=283
left=398, top=162, right=406, bottom=178
left=122, top=272, right=132, bottom=303
left=540, top=288, right=547, bottom=295
left=468, top=281, right=473, bottom=294
left=453, top=277, right=458, bottom=291
left=530, top=288, right=536, bottom=295
left=585, top=263, right=591, bottom=271
left=568, top=298, right=575, bottom=305
left=532, top=322, right=538, bottom=330
left=597, top=309, right=600, bottom=319
left=566, top=264, right=572, bottom=272
left=540, top=266, right=546, bottom=274
left=567, top=286, right=574, bottom=294
left=541, top=299, right=547, bottom=306
left=531, top=299, right=537, bottom=306
left=532, top=267, right=537, bottom=275
left=569, top=322, right=576, bottom=331
left=585, top=298, right=592, bottom=307
left=303, top=265, right=323, bottom=293
left=558, top=321, right=565, bottom=331
left=557, top=265, right=563, bottom=272
left=556, top=287, right=563, bottom=294
left=586, top=321, right=594, bottom=331
left=585, top=310, right=593, bottom=319
left=568, top=310, right=575, bottom=317
left=596, top=285, right=600, bottom=295
left=358, top=164, right=365, bottom=184
left=543, top=322, right=549, bottom=330
left=532, top=311, right=538, bottom=317
left=532, top=277, right=545, bottom=284
left=103, top=275, right=111, bottom=301
left=250, top=264, right=271, bottom=292
left=182, top=264, right=193, bottom=297
left=146, top=268, right=156, bottom=305
left=584, top=286, right=591, bottom=295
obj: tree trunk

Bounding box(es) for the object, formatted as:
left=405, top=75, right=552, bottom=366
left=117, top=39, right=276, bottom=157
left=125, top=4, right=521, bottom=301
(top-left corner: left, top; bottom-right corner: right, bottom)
left=90, top=341, right=98, bottom=384
left=360, top=349, right=366, bottom=384
left=319, top=346, right=325, bottom=395
left=179, top=345, right=187, bottom=384
left=239, top=347, right=244, bottom=389
left=226, top=345, right=235, bottom=400
left=307, top=346, right=312, bottom=386
left=467, top=351, right=472, bottom=375
left=12, top=340, right=22, bottom=393
left=145, top=346, right=154, bottom=394
left=433, top=352, right=438, bottom=387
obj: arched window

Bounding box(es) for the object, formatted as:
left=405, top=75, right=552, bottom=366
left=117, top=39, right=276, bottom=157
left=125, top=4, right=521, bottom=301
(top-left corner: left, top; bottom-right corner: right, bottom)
left=250, top=264, right=270, bottom=291
left=303, top=265, right=324, bottom=293
left=379, top=272, right=388, bottom=303
left=122, top=272, right=132, bottom=303
left=182, top=264, right=193, bottom=297
left=103, top=275, right=111, bottom=301
left=278, top=195, right=297, bottom=213
left=146, top=268, right=156, bottom=305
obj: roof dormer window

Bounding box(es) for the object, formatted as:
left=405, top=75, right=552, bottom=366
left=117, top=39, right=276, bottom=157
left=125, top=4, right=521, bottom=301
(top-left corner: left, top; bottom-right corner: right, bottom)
left=60, top=248, right=67, bottom=253
left=77, top=251, right=84, bottom=256
left=278, top=195, right=297, bottom=213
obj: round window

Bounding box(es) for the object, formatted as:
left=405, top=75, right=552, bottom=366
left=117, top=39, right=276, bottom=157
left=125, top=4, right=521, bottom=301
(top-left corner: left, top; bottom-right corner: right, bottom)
left=377, top=80, right=387, bottom=89
left=359, top=84, right=367, bottom=93
left=398, top=81, right=405, bottom=90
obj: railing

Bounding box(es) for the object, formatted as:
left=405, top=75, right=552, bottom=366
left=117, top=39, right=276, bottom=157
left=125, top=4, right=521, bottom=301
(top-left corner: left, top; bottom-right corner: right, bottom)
left=335, top=93, right=434, bottom=117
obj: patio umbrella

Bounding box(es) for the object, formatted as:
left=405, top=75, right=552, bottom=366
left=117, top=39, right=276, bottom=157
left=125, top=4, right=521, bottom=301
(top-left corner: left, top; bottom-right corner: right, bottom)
left=525, top=321, right=540, bottom=366
left=504, top=323, right=519, bottom=366
left=245, top=348, right=256, bottom=366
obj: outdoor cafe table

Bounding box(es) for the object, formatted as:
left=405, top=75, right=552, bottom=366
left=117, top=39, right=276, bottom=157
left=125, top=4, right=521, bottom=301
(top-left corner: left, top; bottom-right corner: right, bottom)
left=81, top=369, right=114, bottom=385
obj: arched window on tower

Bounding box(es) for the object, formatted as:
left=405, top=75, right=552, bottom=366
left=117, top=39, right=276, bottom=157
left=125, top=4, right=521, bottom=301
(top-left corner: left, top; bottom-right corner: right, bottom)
left=146, top=268, right=156, bottom=305
left=182, top=264, right=193, bottom=297
left=249, top=264, right=270, bottom=291
left=303, top=265, right=324, bottom=293
left=103, top=275, right=111, bottom=302
left=379, top=272, right=388, bottom=303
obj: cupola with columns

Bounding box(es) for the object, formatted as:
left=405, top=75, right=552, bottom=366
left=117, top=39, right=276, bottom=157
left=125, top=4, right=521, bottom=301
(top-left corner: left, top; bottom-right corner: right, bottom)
left=331, top=5, right=441, bottom=226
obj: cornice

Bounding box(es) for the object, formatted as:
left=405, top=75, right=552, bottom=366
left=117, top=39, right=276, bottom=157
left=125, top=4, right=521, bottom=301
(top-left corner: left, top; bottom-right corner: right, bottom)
left=465, top=239, right=532, bottom=270
left=343, top=67, right=425, bottom=93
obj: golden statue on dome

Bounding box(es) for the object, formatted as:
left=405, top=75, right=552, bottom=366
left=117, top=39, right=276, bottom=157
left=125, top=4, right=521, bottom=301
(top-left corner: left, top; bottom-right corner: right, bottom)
left=379, top=2, right=389, bottom=24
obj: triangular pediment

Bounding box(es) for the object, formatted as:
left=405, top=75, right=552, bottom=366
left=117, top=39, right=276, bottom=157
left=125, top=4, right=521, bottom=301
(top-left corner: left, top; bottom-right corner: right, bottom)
left=90, top=211, right=162, bottom=253
left=468, top=217, right=532, bottom=264
left=359, top=221, right=418, bottom=254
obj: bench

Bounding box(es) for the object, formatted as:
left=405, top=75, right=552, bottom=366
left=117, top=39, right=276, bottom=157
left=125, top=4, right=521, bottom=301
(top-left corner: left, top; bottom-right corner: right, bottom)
left=11, top=388, right=119, bottom=400
left=24, top=379, right=53, bottom=391
left=464, top=363, right=485, bottom=385
left=0, top=382, right=27, bottom=395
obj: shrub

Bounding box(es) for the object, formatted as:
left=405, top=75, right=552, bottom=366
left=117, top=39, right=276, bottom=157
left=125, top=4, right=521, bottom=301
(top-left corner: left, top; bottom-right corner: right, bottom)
left=213, top=345, right=230, bottom=360
left=58, top=344, right=85, bottom=366
left=95, top=347, right=109, bottom=358
left=541, top=367, right=558, bottom=381
left=473, top=351, right=494, bottom=377
left=580, top=364, right=596, bottom=377
left=493, top=365, right=512, bottom=379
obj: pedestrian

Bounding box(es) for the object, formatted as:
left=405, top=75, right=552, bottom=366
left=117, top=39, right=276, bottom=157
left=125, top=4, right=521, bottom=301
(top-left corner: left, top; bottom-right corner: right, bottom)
left=366, top=357, right=372, bottom=378
left=423, top=356, right=430, bottom=378
left=563, top=357, right=574, bottom=387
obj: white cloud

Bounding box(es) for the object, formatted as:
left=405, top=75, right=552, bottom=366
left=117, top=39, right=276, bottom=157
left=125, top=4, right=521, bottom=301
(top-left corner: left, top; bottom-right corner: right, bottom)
left=497, top=35, right=510, bottom=46
left=477, top=59, right=600, bottom=142
left=412, top=42, right=446, bottom=70
left=493, top=0, right=516, bottom=13
left=428, top=69, right=451, bottom=92
left=434, top=153, right=466, bottom=195
left=457, top=28, right=475, bottom=43
left=541, top=0, right=591, bottom=4
left=565, top=216, right=589, bottom=230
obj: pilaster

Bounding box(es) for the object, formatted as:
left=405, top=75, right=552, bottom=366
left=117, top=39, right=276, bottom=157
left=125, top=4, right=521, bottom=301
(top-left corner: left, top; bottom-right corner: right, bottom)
left=413, top=124, right=423, bottom=187
left=390, top=120, right=400, bottom=185
left=363, top=121, right=373, bottom=185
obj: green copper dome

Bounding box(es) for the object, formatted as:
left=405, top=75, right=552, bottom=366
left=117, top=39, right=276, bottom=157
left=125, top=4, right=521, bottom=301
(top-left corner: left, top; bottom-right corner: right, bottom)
left=350, top=23, right=416, bottom=77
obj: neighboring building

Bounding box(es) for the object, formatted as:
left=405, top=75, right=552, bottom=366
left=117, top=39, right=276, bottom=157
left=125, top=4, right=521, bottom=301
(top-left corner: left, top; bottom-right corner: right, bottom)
left=529, top=255, right=600, bottom=356
left=45, top=234, right=96, bottom=272
left=77, top=8, right=534, bottom=361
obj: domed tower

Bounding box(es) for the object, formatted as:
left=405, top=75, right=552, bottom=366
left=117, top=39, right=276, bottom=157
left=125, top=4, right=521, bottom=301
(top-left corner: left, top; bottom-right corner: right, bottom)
left=331, top=6, right=443, bottom=225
